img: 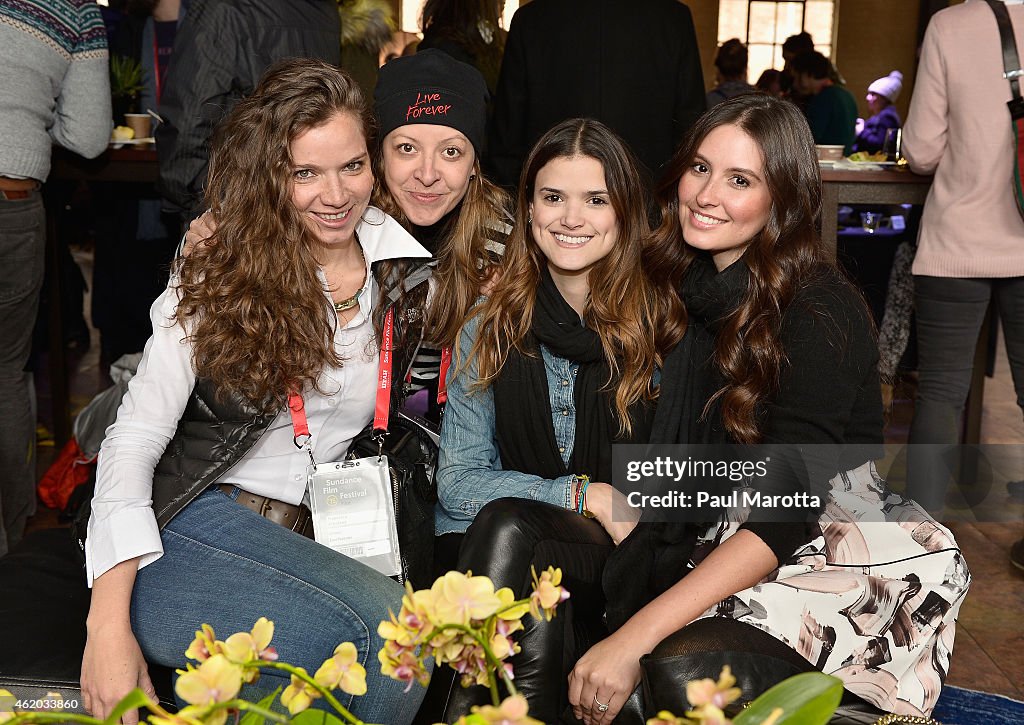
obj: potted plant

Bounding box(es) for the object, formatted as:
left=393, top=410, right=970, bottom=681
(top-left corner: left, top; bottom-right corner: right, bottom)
left=110, top=54, right=144, bottom=125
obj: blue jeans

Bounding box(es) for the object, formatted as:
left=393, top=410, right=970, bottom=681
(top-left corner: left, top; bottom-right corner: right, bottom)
left=131, top=487, right=429, bottom=724
left=0, top=191, right=44, bottom=558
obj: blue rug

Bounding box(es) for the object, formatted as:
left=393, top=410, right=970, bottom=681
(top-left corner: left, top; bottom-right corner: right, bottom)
left=931, top=685, right=1024, bottom=725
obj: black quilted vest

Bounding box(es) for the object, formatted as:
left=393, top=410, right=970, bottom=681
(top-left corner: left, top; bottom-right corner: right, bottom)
left=151, top=377, right=278, bottom=529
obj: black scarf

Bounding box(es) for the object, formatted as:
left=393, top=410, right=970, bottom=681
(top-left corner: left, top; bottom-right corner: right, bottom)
left=492, top=269, right=653, bottom=483
left=603, top=255, right=749, bottom=630
left=410, top=203, right=461, bottom=255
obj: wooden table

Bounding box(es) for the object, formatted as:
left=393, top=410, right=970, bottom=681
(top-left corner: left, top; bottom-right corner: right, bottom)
left=46, top=145, right=158, bottom=444
left=821, top=164, right=992, bottom=446
left=820, top=165, right=932, bottom=257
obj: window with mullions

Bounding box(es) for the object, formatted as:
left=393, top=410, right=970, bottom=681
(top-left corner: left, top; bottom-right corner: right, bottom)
left=717, top=0, right=836, bottom=85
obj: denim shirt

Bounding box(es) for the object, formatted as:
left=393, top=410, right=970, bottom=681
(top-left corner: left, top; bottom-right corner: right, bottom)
left=435, top=313, right=578, bottom=535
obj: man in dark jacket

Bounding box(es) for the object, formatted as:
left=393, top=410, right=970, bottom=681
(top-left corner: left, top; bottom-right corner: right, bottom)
left=485, top=0, right=705, bottom=189
left=155, top=0, right=341, bottom=223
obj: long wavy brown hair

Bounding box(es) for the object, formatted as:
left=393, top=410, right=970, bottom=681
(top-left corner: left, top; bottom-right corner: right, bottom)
left=173, top=59, right=376, bottom=410
left=467, top=118, right=684, bottom=436
left=646, top=94, right=837, bottom=443
left=371, top=143, right=510, bottom=354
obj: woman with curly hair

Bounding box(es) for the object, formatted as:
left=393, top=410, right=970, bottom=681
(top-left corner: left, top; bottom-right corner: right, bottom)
left=187, top=50, right=510, bottom=424
left=579, top=94, right=965, bottom=724
left=432, top=118, right=684, bottom=722
left=80, top=59, right=430, bottom=724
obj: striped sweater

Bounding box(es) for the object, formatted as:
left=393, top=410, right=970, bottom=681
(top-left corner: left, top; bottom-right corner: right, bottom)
left=0, top=0, right=111, bottom=181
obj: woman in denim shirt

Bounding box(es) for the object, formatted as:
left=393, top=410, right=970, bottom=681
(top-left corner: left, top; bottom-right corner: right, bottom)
left=432, top=118, right=682, bottom=723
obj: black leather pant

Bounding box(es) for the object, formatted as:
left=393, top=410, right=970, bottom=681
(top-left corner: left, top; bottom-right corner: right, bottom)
left=443, top=498, right=616, bottom=724
left=424, top=500, right=853, bottom=724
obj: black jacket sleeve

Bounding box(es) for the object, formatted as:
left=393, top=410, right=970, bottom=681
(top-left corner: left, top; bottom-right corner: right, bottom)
left=739, top=278, right=884, bottom=564
left=155, top=0, right=240, bottom=217
left=670, top=3, right=707, bottom=153
left=484, top=10, right=530, bottom=191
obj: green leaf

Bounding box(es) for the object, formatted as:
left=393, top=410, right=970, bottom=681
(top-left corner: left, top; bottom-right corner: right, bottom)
left=103, top=689, right=153, bottom=725
left=239, top=688, right=282, bottom=725
left=290, top=710, right=347, bottom=725
left=732, top=672, right=843, bottom=725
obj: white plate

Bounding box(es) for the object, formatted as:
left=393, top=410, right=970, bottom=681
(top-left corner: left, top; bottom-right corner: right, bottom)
left=851, top=160, right=897, bottom=167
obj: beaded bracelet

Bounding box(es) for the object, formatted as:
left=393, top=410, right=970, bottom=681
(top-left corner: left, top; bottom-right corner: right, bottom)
left=576, top=476, right=592, bottom=515
left=571, top=474, right=590, bottom=513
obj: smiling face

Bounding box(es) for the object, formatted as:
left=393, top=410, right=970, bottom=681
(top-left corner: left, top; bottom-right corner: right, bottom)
left=677, top=123, right=773, bottom=271
left=289, top=111, right=374, bottom=249
left=528, top=154, right=619, bottom=292
left=381, top=124, right=476, bottom=226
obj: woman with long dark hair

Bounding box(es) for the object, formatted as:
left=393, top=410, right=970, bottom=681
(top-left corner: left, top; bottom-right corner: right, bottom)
left=433, top=118, right=682, bottom=722
left=573, top=94, right=967, bottom=724
left=79, top=59, right=431, bottom=725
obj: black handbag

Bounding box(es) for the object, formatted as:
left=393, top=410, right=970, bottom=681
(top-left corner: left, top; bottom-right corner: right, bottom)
left=346, top=303, right=442, bottom=590
left=346, top=410, right=439, bottom=590
left=634, top=650, right=935, bottom=725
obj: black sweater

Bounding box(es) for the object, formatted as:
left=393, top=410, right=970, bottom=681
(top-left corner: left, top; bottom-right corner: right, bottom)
left=602, top=256, right=884, bottom=629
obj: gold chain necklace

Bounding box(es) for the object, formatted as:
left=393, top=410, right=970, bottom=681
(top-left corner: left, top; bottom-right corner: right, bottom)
left=332, top=241, right=366, bottom=313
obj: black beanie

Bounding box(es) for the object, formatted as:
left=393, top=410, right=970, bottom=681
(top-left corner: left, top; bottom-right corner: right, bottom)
left=373, top=49, right=488, bottom=155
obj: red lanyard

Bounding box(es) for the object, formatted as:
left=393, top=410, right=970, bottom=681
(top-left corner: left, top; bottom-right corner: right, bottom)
left=373, top=306, right=396, bottom=432
left=437, top=347, right=452, bottom=405
left=289, top=306, right=443, bottom=451
left=153, top=41, right=162, bottom=105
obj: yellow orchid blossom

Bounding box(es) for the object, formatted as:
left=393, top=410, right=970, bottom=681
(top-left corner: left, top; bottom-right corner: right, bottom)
left=314, top=642, right=368, bottom=697
left=174, top=654, right=243, bottom=707
left=280, top=669, right=320, bottom=715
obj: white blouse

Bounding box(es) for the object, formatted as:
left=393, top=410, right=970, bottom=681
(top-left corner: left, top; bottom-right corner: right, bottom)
left=85, top=210, right=430, bottom=586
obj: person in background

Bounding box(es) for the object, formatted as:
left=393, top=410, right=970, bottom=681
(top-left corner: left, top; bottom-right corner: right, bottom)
left=486, top=0, right=705, bottom=189
left=780, top=31, right=844, bottom=111
left=755, top=68, right=782, bottom=97
left=901, top=1, right=1024, bottom=571
left=853, top=70, right=903, bottom=154
left=155, top=0, right=341, bottom=227
left=380, top=29, right=420, bottom=64
left=436, top=118, right=682, bottom=723
left=418, top=0, right=506, bottom=98
left=790, top=49, right=857, bottom=155
left=339, top=0, right=396, bottom=101
left=92, top=0, right=184, bottom=365
left=0, top=0, right=111, bottom=558
left=80, top=59, right=431, bottom=725
left=706, top=38, right=754, bottom=108
left=779, top=30, right=814, bottom=106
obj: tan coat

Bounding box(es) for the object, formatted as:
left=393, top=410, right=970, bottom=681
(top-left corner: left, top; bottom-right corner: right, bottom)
left=903, top=0, right=1024, bottom=278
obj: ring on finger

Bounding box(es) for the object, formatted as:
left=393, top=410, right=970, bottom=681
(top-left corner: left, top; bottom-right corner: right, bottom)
left=594, top=695, right=610, bottom=713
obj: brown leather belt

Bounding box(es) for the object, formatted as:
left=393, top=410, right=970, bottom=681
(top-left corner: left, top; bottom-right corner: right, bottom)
left=0, top=176, right=40, bottom=200
left=216, top=484, right=315, bottom=539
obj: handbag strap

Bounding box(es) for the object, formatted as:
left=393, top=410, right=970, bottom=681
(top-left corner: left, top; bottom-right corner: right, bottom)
left=985, top=0, right=1023, bottom=99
